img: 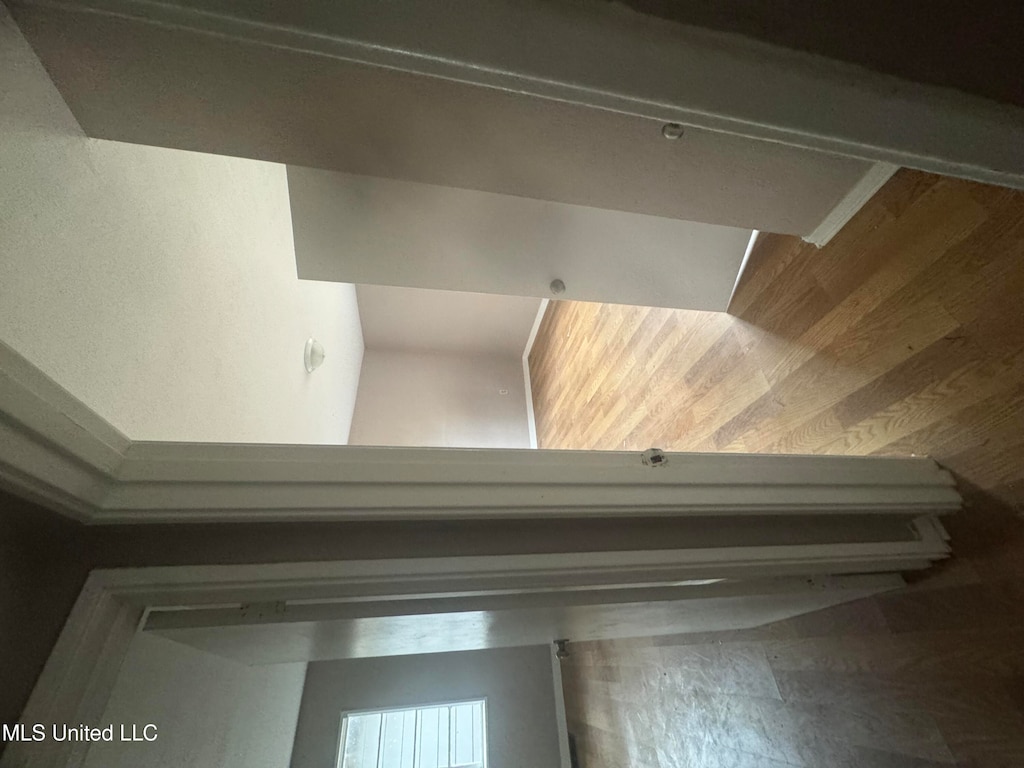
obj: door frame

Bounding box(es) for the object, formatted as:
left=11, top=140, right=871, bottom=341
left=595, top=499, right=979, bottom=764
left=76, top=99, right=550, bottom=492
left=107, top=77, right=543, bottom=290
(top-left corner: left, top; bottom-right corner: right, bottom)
left=5, top=548, right=927, bottom=768
left=0, top=341, right=961, bottom=525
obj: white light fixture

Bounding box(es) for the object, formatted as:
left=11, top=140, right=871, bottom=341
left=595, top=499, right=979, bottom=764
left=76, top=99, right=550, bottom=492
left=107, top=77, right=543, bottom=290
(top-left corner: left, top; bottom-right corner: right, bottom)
left=662, top=122, right=685, bottom=139
left=304, top=337, right=325, bottom=372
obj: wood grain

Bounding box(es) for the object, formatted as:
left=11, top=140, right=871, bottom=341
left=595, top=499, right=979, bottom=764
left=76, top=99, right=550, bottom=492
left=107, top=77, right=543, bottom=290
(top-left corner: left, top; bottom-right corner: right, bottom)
left=529, top=169, right=1024, bottom=508
left=541, top=170, right=1024, bottom=767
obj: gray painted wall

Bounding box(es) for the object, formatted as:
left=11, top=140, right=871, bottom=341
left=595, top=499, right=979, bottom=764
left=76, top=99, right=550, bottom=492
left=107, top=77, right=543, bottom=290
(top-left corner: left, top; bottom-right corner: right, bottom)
left=82, top=633, right=306, bottom=768
left=349, top=350, right=530, bottom=449
left=617, top=0, right=1024, bottom=109
left=0, top=493, right=90, bottom=752
left=290, top=647, right=560, bottom=768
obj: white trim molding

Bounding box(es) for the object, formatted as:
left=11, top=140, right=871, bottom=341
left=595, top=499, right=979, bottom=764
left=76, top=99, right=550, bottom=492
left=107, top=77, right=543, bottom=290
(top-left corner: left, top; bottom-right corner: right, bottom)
left=549, top=642, right=572, bottom=768
left=0, top=341, right=128, bottom=522
left=727, top=230, right=760, bottom=308
left=136, top=526, right=950, bottom=623
left=8, top=0, right=1024, bottom=188
left=0, top=341, right=962, bottom=524
left=522, top=299, right=550, bottom=450
left=804, top=163, right=900, bottom=247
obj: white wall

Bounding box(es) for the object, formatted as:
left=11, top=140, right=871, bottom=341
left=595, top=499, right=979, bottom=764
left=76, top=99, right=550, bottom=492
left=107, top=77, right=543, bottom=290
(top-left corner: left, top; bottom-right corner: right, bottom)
left=289, top=647, right=560, bottom=768
left=349, top=350, right=531, bottom=448
left=0, top=7, right=363, bottom=444
left=82, top=632, right=306, bottom=768
left=291, top=167, right=753, bottom=311
left=357, top=285, right=541, bottom=356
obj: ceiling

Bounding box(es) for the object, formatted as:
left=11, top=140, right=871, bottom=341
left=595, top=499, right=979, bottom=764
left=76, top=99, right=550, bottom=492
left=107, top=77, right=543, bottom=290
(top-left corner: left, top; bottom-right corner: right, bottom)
left=8, top=0, right=897, bottom=316
left=9, top=0, right=877, bottom=238
left=356, top=285, right=541, bottom=356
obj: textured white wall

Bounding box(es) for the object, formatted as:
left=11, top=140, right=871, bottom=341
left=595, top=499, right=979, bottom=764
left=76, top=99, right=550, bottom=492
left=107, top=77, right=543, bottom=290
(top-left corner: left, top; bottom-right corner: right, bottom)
left=82, top=633, right=306, bottom=768
left=290, top=647, right=560, bottom=768
left=0, top=8, right=363, bottom=443
left=349, top=350, right=530, bottom=448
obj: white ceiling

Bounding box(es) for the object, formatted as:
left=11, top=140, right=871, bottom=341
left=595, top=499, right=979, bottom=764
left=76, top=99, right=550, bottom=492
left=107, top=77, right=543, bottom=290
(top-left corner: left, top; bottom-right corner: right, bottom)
left=12, top=0, right=876, bottom=237
left=356, top=284, right=541, bottom=355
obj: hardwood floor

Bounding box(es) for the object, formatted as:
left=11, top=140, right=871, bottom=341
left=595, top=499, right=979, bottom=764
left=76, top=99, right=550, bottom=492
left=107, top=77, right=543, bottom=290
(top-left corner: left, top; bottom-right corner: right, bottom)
left=561, top=571, right=1024, bottom=768
left=532, top=170, right=1024, bottom=767
left=529, top=169, right=1024, bottom=508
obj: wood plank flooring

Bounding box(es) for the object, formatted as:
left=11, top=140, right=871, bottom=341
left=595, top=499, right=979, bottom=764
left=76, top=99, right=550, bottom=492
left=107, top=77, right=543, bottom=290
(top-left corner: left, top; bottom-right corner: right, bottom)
left=561, top=551, right=1024, bottom=768
left=533, top=170, right=1024, bottom=767
left=528, top=169, right=1024, bottom=508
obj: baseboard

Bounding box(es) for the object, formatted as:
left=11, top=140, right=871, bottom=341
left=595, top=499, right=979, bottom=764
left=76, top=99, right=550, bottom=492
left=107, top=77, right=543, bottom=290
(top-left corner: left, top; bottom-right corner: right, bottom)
left=522, top=299, right=549, bottom=450
left=804, top=162, right=899, bottom=247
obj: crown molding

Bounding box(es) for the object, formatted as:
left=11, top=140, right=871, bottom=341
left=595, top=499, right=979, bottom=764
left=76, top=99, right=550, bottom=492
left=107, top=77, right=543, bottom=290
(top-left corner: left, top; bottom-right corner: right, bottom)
left=0, top=341, right=962, bottom=525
